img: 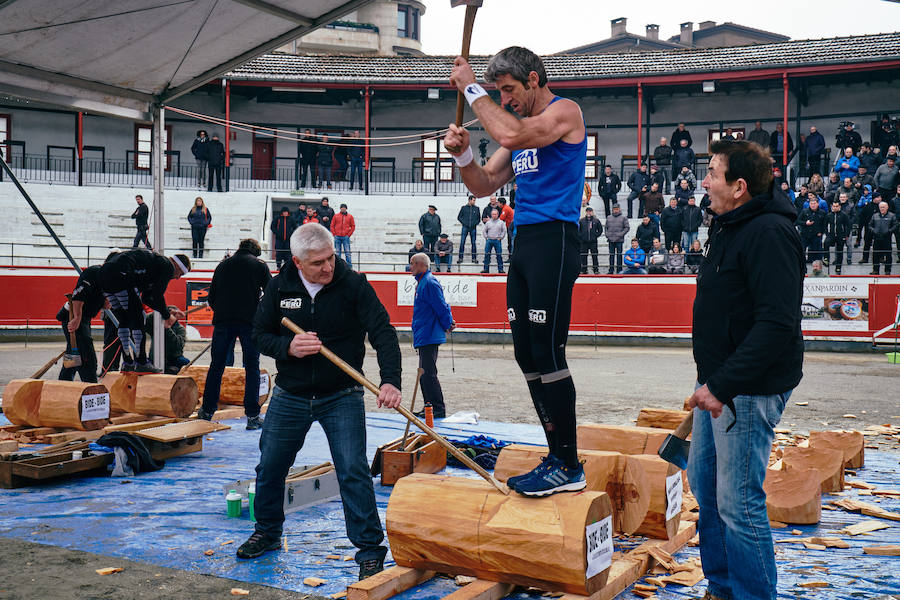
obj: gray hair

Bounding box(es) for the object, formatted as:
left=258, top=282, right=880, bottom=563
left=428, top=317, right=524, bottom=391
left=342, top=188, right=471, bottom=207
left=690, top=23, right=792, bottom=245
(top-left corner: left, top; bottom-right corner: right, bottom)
left=484, top=46, right=547, bottom=88
left=410, top=252, right=431, bottom=269
left=290, top=223, right=334, bottom=260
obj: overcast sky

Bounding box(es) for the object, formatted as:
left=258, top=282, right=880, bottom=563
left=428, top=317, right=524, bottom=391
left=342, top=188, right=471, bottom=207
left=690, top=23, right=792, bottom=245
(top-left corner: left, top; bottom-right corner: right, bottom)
left=420, top=0, right=900, bottom=55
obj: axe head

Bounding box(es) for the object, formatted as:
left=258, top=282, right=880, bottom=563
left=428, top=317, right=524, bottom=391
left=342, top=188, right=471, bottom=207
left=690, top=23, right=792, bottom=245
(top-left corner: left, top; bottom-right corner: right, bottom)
left=450, top=0, right=483, bottom=6
left=62, top=352, right=82, bottom=369
left=657, top=434, right=689, bottom=470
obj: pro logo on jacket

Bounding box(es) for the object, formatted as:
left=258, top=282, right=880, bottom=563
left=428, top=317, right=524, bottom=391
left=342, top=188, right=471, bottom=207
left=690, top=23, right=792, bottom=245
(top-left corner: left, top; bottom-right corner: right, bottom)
left=280, top=297, right=302, bottom=310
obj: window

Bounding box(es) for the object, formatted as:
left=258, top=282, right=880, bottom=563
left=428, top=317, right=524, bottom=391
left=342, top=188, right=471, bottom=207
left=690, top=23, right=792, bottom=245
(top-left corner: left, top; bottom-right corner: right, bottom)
left=397, top=4, right=419, bottom=40
left=584, top=133, right=599, bottom=179
left=707, top=127, right=745, bottom=147
left=422, top=139, right=453, bottom=181
left=0, top=114, right=9, bottom=162
left=134, top=123, right=172, bottom=170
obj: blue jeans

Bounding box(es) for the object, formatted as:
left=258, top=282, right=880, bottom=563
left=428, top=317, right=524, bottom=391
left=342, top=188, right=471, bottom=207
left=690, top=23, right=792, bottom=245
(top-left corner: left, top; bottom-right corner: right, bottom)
left=459, top=226, right=477, bottom=261
left=334, top=236, right=352, bottom=267
left=253, top=385, right=386, bottom=564
left=687, top=388, right=791, bottom=600
left=483, top=239, right=503, bottom=271
left=202, top=323, right=261, bottom=417
left=348, top=159, right=364, bottom=189
left=681, top=230, right=699, bottom=251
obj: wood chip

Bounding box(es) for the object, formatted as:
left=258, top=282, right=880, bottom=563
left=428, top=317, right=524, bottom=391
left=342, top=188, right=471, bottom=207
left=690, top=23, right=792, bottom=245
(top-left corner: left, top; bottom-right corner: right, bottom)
left=330, top=592, right=347, bottom=599
left=848, top=481, right=877, bottom=490
left=798, top=582, right=830, bottom=588
left=95, top=567, right=123, bottom=575
left=840, top=520, right=891, bottom=536
left=810, top=537, right=850, bottom=549
left=633, top=584, right=657, bottom=592
left=687, top=534, right=700, bottom=546
left=769, top=520, right=788, bottom=528
left=303, top=577, right=326, bottom=587
left=455, top=575, right=477, bottom=586
left=220, top=540, right=234, bottom=546
left=646, top=547, right=676, bottom=571
left=633, top=590, right=655, bottom=598
left=832, top=498, right=900, bottom=522
left=791, top=529, right=803, bottom=535
left=343, top=556, right=353, bottom=561
left=325, top=554, right=341, bottom=559
left=645, top=576, right=666, bottom=587
left=795, top=401, right=808, bottom=406
left=802, top=542, right=827, bottom=550
left=231, top=589, right=250, bottom=596
left=203, top=549, right=214, bottom=556
left=657, top=569, right=705, bottom=587
left=862, top=545, right=900, bottom=556
left=843, top=414, right=858, bottom=419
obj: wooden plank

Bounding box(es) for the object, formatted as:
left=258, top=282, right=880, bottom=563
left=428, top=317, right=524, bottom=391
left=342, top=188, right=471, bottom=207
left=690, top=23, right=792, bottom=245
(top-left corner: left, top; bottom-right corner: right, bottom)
left=133, top=420, right=229, bottom=442
left=346, top=566, right=435, bottom=600
left=0, top=440, right=17, bottom=452
left=863, top=545, right=900, bottom=556
left=104, top=418, right=178, bottom=433
left=108, top=413, right=168, bottom=425
left=441, top=581, right=514, bottom=600
left=41, top=429, right=105, bottom=444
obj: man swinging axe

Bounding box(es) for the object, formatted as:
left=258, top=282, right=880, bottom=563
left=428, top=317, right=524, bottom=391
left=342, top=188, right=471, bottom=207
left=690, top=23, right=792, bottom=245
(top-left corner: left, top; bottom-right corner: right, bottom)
left=56, top=264, right=109, bottom=382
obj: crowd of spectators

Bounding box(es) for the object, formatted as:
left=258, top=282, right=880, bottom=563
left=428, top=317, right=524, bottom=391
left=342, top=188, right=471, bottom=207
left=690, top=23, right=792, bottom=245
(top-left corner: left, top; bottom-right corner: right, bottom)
left=269, top=197, right=356, bottom=269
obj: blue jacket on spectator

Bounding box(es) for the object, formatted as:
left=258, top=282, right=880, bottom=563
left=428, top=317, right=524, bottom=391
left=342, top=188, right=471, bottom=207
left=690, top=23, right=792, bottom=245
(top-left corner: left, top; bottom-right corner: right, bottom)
left=411, top=270, right=453, bottom=348
left=857, top=187, right=873, bottom=208
left=802, top=197, right=827, bottom=211
left=624, top=247, right=646, bottom=267
left=833, top=154, right=860, bottom=180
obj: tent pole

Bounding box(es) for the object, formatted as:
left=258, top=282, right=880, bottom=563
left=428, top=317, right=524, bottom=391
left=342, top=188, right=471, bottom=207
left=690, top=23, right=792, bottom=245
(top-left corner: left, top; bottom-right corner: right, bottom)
left=152, top=104, right=166, bottom=369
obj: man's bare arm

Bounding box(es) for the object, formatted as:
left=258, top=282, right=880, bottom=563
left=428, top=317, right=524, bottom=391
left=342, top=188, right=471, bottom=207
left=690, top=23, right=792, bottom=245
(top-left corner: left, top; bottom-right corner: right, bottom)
left=443, top=124, right=514, bottom=197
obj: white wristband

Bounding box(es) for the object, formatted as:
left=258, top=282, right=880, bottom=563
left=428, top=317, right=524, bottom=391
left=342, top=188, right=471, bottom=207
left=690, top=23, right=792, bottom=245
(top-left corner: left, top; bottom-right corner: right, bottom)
left=463, top=83, right=488, bottom=106
left=453, top=146, right=474, bottom=168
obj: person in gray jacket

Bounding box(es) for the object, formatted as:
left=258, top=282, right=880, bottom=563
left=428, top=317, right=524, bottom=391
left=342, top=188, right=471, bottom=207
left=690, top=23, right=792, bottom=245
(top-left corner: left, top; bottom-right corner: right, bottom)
left=874, top=157, right=898, bottom=200
left=868, top=201, right=899, bottom=275
left=481, top=209, right=507, bottom=273
left=434, top=233, right=454, bottom=272
left=604, top=203, right=630, bottom=274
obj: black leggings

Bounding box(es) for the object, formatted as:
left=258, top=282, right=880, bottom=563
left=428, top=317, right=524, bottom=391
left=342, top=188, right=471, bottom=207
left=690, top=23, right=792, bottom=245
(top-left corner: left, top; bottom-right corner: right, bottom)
left=506, top=220, right=581, bottom=468
left=99, top=265, right=146, bottom=363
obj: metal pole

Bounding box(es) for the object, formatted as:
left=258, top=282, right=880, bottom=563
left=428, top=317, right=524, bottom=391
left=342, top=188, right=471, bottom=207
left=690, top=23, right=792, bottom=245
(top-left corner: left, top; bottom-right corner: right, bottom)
left=76, top=112, right=84, bottom=187
left=364, top=85, right=371, bottom=196
left=151, top=104, right=166, bottom=369
left=636, top=83, right=643, bottom=168
left=782, top=73, right=789, bottom=170
left=225, top=79, right=231, bottom=192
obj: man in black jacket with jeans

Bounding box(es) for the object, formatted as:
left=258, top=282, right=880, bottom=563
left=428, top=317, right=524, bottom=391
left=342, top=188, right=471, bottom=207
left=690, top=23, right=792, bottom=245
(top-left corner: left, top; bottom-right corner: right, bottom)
left=688, top=140, right=803, bottom=600
left=207, top=134, right=226, bottom=192
left=577, top=207, right=602, bottom=274
left=238, top=224, right=402, bottom=581
left=198, top=239, right=272, bottom=428
left=457, top=194, right=481, bottom=263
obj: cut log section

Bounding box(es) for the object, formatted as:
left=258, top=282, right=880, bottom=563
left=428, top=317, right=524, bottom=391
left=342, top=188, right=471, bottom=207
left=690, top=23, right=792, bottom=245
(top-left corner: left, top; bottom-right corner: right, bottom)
left=763, top=466, right=822, bottom=525
left=100, top=372, right=138, bottom=415
left=181, top=366, right=270, bottom=406
left=494, top=444, right=650, bottom=535
left=133, top=375, right=198, bottom=418
left=386, top=473, right=614, bottom=595
left=1, top=379, right=45, bottom=426
left=781, top=446, right=844, bottom=493
left=635, top=408, right=690, bottom=431
left=808, top=430, right=864, bottom=469
left=37, top=381, right=110, bottom=430
left=577, top=423, right=671, bottom=455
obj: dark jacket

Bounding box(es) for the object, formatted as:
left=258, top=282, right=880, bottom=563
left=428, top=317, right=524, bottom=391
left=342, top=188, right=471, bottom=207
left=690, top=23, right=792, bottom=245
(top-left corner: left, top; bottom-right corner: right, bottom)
left=578, top=215, right=603, bottom=243
left=796, top=207, right=826, bottom=239
left=411, top=270, right=453, bottom=348
left=681, top=204, right=702, bottom=233
left=56, top=265, right=105, bottom=323
left=836, top=129, right=862, bottom=154
left=769, top=130, right=794, bottom=156
left=653, top=145, right=673, bottom=167
left=628, top=170, right=650, bottom=194
left=693, top=191, right=804, bottom=415
left=670, top=128, right=693, bottom=149
left=747, top=128, right=770, bottom=147
left=859, top=152, right=881, bottom=174
left=674, top=186, right=694, bottom=208
left=635, top=222, right=658, bottom=251
left=252, top=258, right=401, bottom=396
left=673, top=146, right=695, bottom=171
left=299, top=138, right=317, bottom=164
left=481, top=203, right=501, bottom=220
left=685, top=248, right=703, bottom=267
left=805, top=131, right=826, bottom=156
left=270, top=214, right=296, bottom=245
left=599, top=172, right=622, bottom=198
left=206, top=139, right=226, bottom=167
left=317, top=204, right=335, bottom=228
left=418, top=212, right=442, bottom=237
left=101, top=250, right=175, bottom=318
left=191, top=137, right=208, bottom=161
left=824, top=210, right=851, bottom=242
left=187, top=207, right=211, bottom=228
left=317, top=144, right=334, bottom=165
left=641, top=190, right=664, bottom=215
left=868, top=210, right=899, bottom=239
left=650, top=170, right=666, bottom=190
left=208, top=249, right=271, bottom=325
left=348, top=138, right=365, bottom=161
left=131, top=203, right=149, bottom=229
left=660, top=206, right=682, bottom=233
left=458, top=203, right=481, bottom=229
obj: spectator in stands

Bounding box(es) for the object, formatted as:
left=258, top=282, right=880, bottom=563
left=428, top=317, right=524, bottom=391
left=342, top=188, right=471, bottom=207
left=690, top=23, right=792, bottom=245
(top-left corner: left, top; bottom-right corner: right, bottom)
left=681, top=196, right=702, bottom=250
left=875, top=117, right=899, bottom=157
left=673, top=139, right=695, bottom=183
left=147, top=307, right=189, bottom=375
left=317, top=197, right=335, bottom=229
left=892, top=185, right=900, bottom=260
left=808, top=172, right=825, bottom=198
left=647, top=238, right=668, bottom=274
left=418, top=205, right=442, bottom=261
left=769, top=123, right=793, bottom=167
left=855, top=165, right=875, bottom=196
left=803, top=190, right=826, bottom=212
left=598, top=164, right=621, bottom=216
left=434, top=234, right=453, bottom=272
left=675, top=178, right=694, bottom=208
left=481, top=195, right=500, bottom=222
left=457, top=194, right=480, bottom=263
left=836, top=121, right=862, bottom=155
left=348, top=131, right=365, bottom=191
left=772, top=166, right=785, bottom=190
left=833, top=177, right=857, bottom=206
left=498, top=197, right=515, bottom=254
left=796, top=197, right=825, bottom=265
left=187, top=196, right=212, bottom=259
left=805, top=126, right=826, bottom=176
left=660, top=197, right=682, bottom=250
left=824, top=200, right=851, bottom=275
left=207, top=133, right=226, bottom=192
left=869, top=201, right=898, bottom=275
left=884, top=145, right=900, bottom=165
left=298, top=129, right=316, bottom=188
left=640, top=181, right=664, bottom=224
left=833, top=147, right=860, bottom=181
left=747, top=121, right=769, bottom=148
left=508, top=181, right=517, bottom=208
left=334, top=135, right=349, bottom=183
left=623, top=239, right=647, bottom=274
left=780, top=181, right=795, bottom=207
left=809, top=260, right=827, bottom=277
left=653, top=138, right=673, bottom=192
left=302, top=207, right=319, bottom=225
left=191, top=130, right=209, bottom=188
left=578, top=206, right=603, bottom=274
left=685, top=239, right=703, bottom=274
left=331, top=203, right=355, bottom=268
left=721, top=128, right=736, bottom=141
left=874, top=156, right=898, bottom=201
left=407, top=239, right=425, bottom=270
left=271, top=206, right=296, bottom=269
left=626, top=163, right=650, bottom=219
left=857, top=187, right=878, bottom=263
left=670, top=123, right=693, bottom=150
left=675, top=166, right=697, bottom=191
left=649, top=164, right=665, bottom=194
left=481, top=208, right=506, bottom=273
left=667, top=242, right=686, bottom=274
left=292, top=203, right=307, bottom=229
left=635, top=215, right=658, bottom=253
left=605, top=203, right=629, bottom=274
left=858, top=142, right=880, bottom=175
left=131, top=194, right=151, bottom=249
left=316, top=135, right=334, bottom=189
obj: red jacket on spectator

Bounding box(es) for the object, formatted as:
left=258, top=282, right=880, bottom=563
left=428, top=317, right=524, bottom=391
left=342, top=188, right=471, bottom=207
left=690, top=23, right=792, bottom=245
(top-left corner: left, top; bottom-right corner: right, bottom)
left=303, top=216, right=319, bottom=225
left=331, top=211, right=356, bottom=237
left=499, top=204, right=514, bottom=228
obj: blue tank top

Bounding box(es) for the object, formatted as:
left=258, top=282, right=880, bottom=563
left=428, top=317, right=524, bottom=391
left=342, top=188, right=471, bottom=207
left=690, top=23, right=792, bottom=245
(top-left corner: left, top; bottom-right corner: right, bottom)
left=510, top=96, right=586, bottom=226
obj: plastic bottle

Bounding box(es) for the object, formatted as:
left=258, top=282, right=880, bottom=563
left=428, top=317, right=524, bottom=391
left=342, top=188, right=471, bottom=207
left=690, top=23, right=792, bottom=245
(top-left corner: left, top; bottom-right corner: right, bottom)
left=226, top=489, right=242, bottom=518
left=248, top=483, right=256, bottom=522
left=424, top=403, right=434, bottom=428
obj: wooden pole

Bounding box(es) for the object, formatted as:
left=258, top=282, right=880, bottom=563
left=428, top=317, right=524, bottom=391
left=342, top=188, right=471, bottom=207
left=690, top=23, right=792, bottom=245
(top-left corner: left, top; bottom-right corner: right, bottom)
left=179, top=341, right=212, bottom=374
left=31, top=350, right=67, bottom=379
left=445, top=4, right=479, bottom=154
left=401, top=368, right=424, bottom=447
left=280, top=317, right=508, bottom=494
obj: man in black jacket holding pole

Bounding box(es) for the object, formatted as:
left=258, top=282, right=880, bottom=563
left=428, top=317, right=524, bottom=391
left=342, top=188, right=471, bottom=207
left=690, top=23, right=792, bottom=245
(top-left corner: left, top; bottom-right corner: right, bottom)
left=687, top=140, right=803, bottom=600
left=238, top=223, right=401, bottom=581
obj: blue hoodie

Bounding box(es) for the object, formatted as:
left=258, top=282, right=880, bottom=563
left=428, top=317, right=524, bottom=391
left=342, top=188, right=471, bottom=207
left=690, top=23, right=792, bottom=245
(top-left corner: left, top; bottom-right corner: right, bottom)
left=857, top=186, right=873, bottom=208
left=411, top=270, right=454, bottom=348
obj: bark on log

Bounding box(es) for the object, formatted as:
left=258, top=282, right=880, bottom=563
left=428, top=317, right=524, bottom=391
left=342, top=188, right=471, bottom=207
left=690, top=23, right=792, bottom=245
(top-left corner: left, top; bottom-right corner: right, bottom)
left=133, top=375, right=198, bottom=418
left=763, top=466, right=822, bottom=525
left=577, top=423, right=670, bottom=455
left=37, top=381, right=110, bottom=430
left=781, top=446, right=844, bottom=493
left=181, top=366, right=270, bottom=406
left=808, top=430, right=864, bottom=469
left=635, top=409, right=690, bottom=431
left=494, top=445, right=650, bottom=535
left=100, top=372, right=138, bottom=415
left=1, top=379, right=45, bottom=426
left=387, top=473, right=614, bottom=595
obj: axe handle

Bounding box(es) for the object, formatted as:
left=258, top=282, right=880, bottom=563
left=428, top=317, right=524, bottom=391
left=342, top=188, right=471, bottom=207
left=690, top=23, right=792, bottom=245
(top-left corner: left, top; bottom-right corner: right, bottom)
left=401, top=367, right=424, bottom=447
left=673, top=410, right=694, bottom=440
left=31, top=350, right=67, bottom=379
left=179, top=341, right=212, bottom=373
left=68, top=330, right=78, bottom=350
left=280, top=317, right=508, bottom=495
left=453, top=4, right=479, bottom=128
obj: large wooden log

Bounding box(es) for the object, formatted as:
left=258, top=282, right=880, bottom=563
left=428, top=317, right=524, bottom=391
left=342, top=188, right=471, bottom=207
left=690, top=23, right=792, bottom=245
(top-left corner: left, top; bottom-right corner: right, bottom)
left=630, top=454, right=683, bottom=540
left=181, top=366, right=270, bottom=406
left=635, top=408, right=690, bottom=431
left=387, top=473, right=614, bottom=595
left=781, top=446, right=844, bottom=493
left=1, top=379, right=45, bottom=426
left=494, top=444, right=649, bottom=535
left=763, top=466, right=821, bottom=524
left=133, top=375, right=198, bottom=418
left=577, top=423, right=670, bottom=455
left=37, top=381, right=110, bottom=430
left=100, top=372, right=138, bottom=415
left=808, top=430, right=864, bottom=469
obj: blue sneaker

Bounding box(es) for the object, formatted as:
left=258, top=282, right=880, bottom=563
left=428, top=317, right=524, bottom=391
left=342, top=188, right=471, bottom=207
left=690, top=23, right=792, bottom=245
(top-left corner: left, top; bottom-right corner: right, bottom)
left=506, top=455, right=558, bottom=491
left=514, top=458, right=586, bottom=497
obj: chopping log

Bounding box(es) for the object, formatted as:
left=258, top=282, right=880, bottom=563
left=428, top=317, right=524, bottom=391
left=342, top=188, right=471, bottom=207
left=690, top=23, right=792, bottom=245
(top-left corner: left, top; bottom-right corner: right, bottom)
left=577, top=423, right=671, bottom=455
left=37, top=381, right=110, bottom=430
left=494, top=444, right=650, bottom=535
left=635, top=408, right=691, bottom=431
left=763, top=466, right=821, bottom=524
left=133, top=374, right=198, bottom=418
left=630, top=454, right=684, bottom=540
left=1, top=379, right=45, bottom=426
left=781, top=446, right=844, bottom=493
left=100, top=372, right=138, bottom=415
left=387, top=473, right=614, bottom=595
left=181, top=366, right=270, bottom=405
left=808, top=430, right=864, bottom=469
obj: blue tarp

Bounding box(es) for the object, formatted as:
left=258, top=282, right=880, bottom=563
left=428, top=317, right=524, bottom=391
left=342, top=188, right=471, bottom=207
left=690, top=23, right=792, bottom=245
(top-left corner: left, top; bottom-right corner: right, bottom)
left=0, top=412, right=897, bottom=598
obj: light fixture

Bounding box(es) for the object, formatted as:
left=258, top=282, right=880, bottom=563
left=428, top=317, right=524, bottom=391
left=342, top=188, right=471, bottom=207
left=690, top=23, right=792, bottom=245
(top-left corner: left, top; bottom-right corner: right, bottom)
left=271, top=86, right=327, bottom=93
left=702, top=81, right=715, bottom=93
left=427, top=88, right=440, bottom=100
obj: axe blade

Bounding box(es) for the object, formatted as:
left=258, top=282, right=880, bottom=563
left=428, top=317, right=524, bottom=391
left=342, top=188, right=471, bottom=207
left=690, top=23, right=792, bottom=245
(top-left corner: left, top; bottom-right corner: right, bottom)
left=657, top=435, right=689, bottom=470
left=450, top=0, right=483, bottom=6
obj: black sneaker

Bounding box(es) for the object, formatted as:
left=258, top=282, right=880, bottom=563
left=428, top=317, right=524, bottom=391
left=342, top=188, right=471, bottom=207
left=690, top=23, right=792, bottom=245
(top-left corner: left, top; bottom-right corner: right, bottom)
left=359, top=557, right=384, bottom=580
left=413, top=408, right=446, bottom=419
left=196, top=408, right=214, bottom=421
left=246, top=415, right=264, bottom=430
left=120, top=362, right=136, bottom=372
left=236, top=531, right=281, bottom=559
left=134, top=361, right=162, bottom=374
